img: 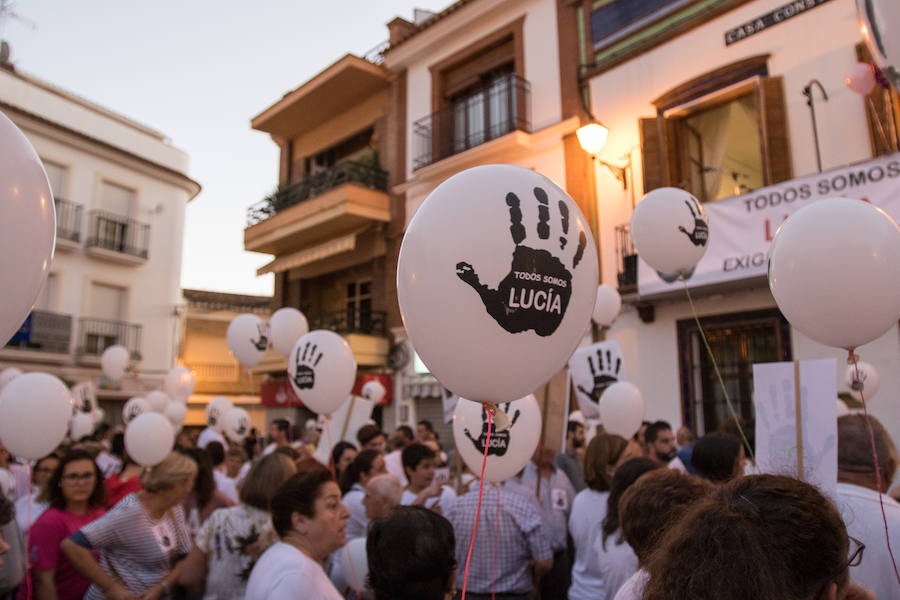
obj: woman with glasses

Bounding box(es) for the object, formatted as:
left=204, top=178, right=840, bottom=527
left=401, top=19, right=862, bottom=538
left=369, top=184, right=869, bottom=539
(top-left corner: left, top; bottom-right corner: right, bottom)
left=642, top=474, right=875, bottom=600
left=14, top=453, right=60, bottom=534
left=26, top=449, right=107, bottom=600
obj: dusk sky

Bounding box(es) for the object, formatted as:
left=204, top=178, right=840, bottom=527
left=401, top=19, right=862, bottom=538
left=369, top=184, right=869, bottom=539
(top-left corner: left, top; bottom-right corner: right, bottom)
left=2, top=0, right=440, bottom=296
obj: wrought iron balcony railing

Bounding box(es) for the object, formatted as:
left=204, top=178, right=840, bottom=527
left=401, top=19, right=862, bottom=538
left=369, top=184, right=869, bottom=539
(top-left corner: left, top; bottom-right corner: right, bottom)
left=55, top=198, right=82, bottom=243
left=413, top=73, right=531, bottom=170
left=246, top=160, right=389, bottom=228
left=616, top=223, right=638, bottom=292
left=309, top=309, right=387, bottom=337
left=86, top=210, right=150, bottom=259
left=5, top=310, right=72, bottom=353
left=76, top=317, right=142, bottom=359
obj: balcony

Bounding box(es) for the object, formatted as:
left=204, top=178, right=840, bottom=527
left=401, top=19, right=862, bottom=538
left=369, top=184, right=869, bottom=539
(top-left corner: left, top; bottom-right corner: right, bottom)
left=76, top=318, right=142, bottom=361
left=86, top=210, right=150, bottom=265
left=413, top=73, right=531, bottom=170
left=2, top=310, right=72, bottom=362
left=54, top=198, right=82, bottom=251
left=244, top=160, right=391, bottom=257
left=310, top=309, right=387, bottom=337
left=616, top=224, right=638, bottom=294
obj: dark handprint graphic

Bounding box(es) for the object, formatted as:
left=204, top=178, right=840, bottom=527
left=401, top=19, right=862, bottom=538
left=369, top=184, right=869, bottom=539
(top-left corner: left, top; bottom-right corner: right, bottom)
left=677, top=196, right=709, bottom=247
left=576, top=347, right=622, bottom=406
left=250, top=323, right=269, bottom=352
left=464, top=402, right=522, bottom=456
left=656, top=265, right=696, bottom=283
left=292, top=342, right=323, bottom=390
left=456, top=187, right=587, bottom=337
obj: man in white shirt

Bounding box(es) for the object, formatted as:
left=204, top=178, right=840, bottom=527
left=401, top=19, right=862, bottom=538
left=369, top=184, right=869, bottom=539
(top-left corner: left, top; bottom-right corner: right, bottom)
left=835, top=414, right=899, bottom=600
left=263, top=418, right=291, bottom=455
left=384, top=425, right=414, bottom=486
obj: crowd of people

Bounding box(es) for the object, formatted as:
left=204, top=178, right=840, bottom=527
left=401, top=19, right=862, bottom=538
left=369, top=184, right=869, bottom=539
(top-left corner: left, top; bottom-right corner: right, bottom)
left=0, top=409, right=897, bottom=599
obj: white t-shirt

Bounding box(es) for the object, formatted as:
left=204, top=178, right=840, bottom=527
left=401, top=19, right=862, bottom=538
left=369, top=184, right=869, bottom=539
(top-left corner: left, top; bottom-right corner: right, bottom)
left=198, top=427, right=228, bottom=450
left=568, top=489, right=609, bottom=600
left=384, top=450, right=408, bottom=486
left=400, top=486, right=456, bottom=514
left=835, top=482, right=900, bottom=600
left=14, top=490, right=48, bottom=533
left=593, top=528, right=638, bottom=600
left=246, top=542, right=342, bottom=600
left=213, top=469, right=240, bottom=504
left=343, top=484, right=368, bottom=540
left=613, top=569, right=648, bottom=600
left=262, top=442, right=277, bottom=456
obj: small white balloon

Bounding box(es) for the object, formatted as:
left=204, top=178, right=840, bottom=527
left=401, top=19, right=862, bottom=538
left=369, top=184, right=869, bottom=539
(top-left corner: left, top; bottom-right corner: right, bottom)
left=630, top=187, right=709, bottom=279
left=125, top=413, right=175, bottom=467
left=206, top=396, right=233, bottom=432
left=122, top=397, right=150, bottom=425
left=164, top=367, right=195, bottom=403
left=598, top=381, right=645, bottom=439
left=845, top=361, right=880, bottom=403
left=269, top=307, right=310, bottom=356
left=145, top=390, right=170, bottom=413
left=452, top=395, right=541, bottom=483
left=92, top=407, right=105, bottom=425
left=836, top=399, right=850, bottom=418
left=768, top=198, right=900, bottom=349
left=226, top=314, right=269, bottom=367
left=222, top=407, right=252, bottom=443
left=361, top=380, right=386, bottom=404
left=287, top=330, right=357, bottom=415
left=0, top=368, right=22, bottom=392
left=0, top=373, right=72, bottom=460
left=164, top=402, right=187, bottom=427
left=339, top=537, right=369, bottom=593
left=70, top=412, right=95, bottom=440
left=100, top=345, right=130, bottom=381
left=592, top=285, right=622, bottom=327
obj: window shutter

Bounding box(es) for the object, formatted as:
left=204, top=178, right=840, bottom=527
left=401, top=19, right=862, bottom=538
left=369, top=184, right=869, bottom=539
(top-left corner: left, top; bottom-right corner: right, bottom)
left=856, top=42, right=898, bottom=156
left=758, top=76, right=792, bottom=185
left=639, top=116, right=668, bottom=192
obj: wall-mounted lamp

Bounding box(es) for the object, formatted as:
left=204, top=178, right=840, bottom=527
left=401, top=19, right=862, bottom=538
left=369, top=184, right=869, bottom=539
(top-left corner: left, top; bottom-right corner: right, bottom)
left=576, top=122, right=630, bottom=190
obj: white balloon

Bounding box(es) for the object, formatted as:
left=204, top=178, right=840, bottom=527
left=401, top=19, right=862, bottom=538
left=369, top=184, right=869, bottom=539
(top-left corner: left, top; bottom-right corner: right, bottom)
left=836, top=399, right=850, bottom=418
left=92, top=407, right=105, bottom=425
left=598, top=381, right=645, bottom=439
left=269, top=308, right=310, bottom=356
left=768, top=198, right=900, bottom=349
left=452, top=395, right=541, bottom=483
left=122, top=397, right=150, bottom=425
left=100, top=345, right=130, bottom=381
left=361, top=380, right=386, bottom=404
left=845, top=361, right=880, bottom=403
left=287, top=330, right=357, bottom=415
left=206, top=396, right=233, bottom=432
left=857, top=0, right=900, bottom=91
left=0, top=373, right=71, bottom=460
left=227, top=314, right=269, bottom=367
left=631, top=187, right=709, bottom=279
left=397, top=165, right=598, bottom=404
left=145, top=390, right=170, bottom=413
left=70, top=412, right=95, bottom=441
left=163, top=401, right=187, bottom=427
left=592, top=285, right=622, bottom=327
left=0, top=113, right=56, bottom=348
left=339, top=537, right=369, bottom=593
left=164, top=367, right=195, bottom=403
left=0, top=368, right=22, bottom=392
left=125, top=413, right=175, bottom=467
left=222, top=407, right=252, bottom=443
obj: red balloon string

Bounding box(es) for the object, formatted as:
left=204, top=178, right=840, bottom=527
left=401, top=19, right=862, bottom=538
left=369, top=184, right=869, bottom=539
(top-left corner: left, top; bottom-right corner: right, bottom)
left=461, top=404, right=493, bottom=600
left=491, top=482, right=501, bottom=600
left=851, top=353, right=900, bottom=586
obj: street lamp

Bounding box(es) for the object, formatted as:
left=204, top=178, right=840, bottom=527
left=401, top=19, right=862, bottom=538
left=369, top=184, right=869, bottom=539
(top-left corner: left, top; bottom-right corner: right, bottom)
left=576, top=121, right=629, bottom=190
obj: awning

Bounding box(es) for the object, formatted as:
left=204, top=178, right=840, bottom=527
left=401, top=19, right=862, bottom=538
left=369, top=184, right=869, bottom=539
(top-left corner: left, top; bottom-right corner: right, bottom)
left=256, top=230, right=359, bottom=275
left=404, top=374, right=443, bottom=398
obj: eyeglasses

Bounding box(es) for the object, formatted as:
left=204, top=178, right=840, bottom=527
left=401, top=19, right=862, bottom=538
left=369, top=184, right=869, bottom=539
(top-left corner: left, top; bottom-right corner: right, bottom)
left=846, top=536, right=865, bottom=568
left=61, top=472, right=95, bottom=482
left=34, top=467, right=55, bottom=474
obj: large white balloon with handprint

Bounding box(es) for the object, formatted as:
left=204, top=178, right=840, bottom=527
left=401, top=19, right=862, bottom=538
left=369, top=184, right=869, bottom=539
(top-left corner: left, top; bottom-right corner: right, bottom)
left=630, top=187, right=709, bottom=280
left=452, top=395, right=540, bottom=482
left=397, top=165, right=598, bottom=404
left=287, top=330, right=357, bottom=415
left=0, top=112, right=56, bottom=348
left=226, top=314, right=269, bottom=367
left=569, top=340, right=625, bottom=420
left=122, top=396, right=149, bottom=425
left=845, top=361, right=879, bottom=402
left=222, top=407, right=252, bottom=443
left=0, top=372, right=72, bottom=460
left=597, top=381, right=644, bottom=439
left=269, top=307, right=309, bottom=356
left=857, top=0, right=900, bottom=91
left=206, top=396, right=232, bottom=433
left=768, top=198, right=900, bottom=349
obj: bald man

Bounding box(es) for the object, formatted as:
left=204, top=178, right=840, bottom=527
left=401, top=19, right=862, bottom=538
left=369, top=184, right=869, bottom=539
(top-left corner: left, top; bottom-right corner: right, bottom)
left=363, top=474, right=404, bottom=521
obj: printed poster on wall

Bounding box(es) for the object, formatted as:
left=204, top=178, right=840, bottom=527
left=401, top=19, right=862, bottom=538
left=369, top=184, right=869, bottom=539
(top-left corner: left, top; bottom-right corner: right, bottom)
left=753, top=358, right=837, bottom=498
left=568, top=340, right=626, bottom=419
left=638, top=153, right=900, bottom=296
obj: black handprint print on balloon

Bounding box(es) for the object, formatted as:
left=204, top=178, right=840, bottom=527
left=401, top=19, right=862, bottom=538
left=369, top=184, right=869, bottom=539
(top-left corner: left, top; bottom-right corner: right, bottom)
left=456, top=187, right=587, bottom=336
left=292, top=342, right=323, bottom=390
left=677, top=197, right=709, bottom=247
left=576, top=348, right=622, bottom=406
left=250, top=323, right=269, bottom=352
left=464, top=401, right=522, bottom=456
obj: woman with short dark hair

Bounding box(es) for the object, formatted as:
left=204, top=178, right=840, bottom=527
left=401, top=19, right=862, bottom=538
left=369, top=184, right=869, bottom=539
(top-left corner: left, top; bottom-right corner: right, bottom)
left=690, top=432, right=744, bottom=483
left=245, top=471, right=349, bottom=599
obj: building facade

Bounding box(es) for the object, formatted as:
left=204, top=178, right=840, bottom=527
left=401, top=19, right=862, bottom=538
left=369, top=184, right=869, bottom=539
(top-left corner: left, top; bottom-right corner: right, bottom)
left=0, top=59, right=200, bottom=421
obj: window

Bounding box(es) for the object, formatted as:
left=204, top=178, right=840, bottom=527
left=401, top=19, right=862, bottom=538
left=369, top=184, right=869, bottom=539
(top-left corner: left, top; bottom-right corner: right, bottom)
left=640, top=55, right=792, bottom=198
left=34, top=273, right=58, bottom=312
left=590, top=0, right=681, bottom=49
left=677, top=309, right=792, bottom=434
left=100, top=181, right=136, bottom=216
left=42, top=160, right=67, bottom=199
left=85, top=283, right=128, bottom=354
left=346, top=280, right=372, bottom=331
left=450, top=65, right=517, bottom=153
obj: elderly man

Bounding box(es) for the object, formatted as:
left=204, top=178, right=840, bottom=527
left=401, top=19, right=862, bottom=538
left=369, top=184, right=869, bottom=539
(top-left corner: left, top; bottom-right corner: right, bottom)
left=362, top=474, right=404, bottom=521
left=836, top=414, right=899, bottom=600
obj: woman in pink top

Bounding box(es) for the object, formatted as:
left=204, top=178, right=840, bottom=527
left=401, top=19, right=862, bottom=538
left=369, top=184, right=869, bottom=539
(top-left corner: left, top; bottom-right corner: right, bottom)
left=26, top=449, right=107, bottom=600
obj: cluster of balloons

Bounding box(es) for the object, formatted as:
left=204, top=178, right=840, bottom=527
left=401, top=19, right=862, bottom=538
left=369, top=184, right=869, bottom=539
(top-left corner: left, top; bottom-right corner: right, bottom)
left=203, top=395, right=252, bottom=444
left=226, top=307, right=309, bottom=367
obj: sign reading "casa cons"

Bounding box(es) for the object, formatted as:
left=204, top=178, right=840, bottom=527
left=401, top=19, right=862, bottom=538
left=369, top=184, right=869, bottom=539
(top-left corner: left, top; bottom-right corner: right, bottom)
left=724, top=0, right=833, bottom=46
